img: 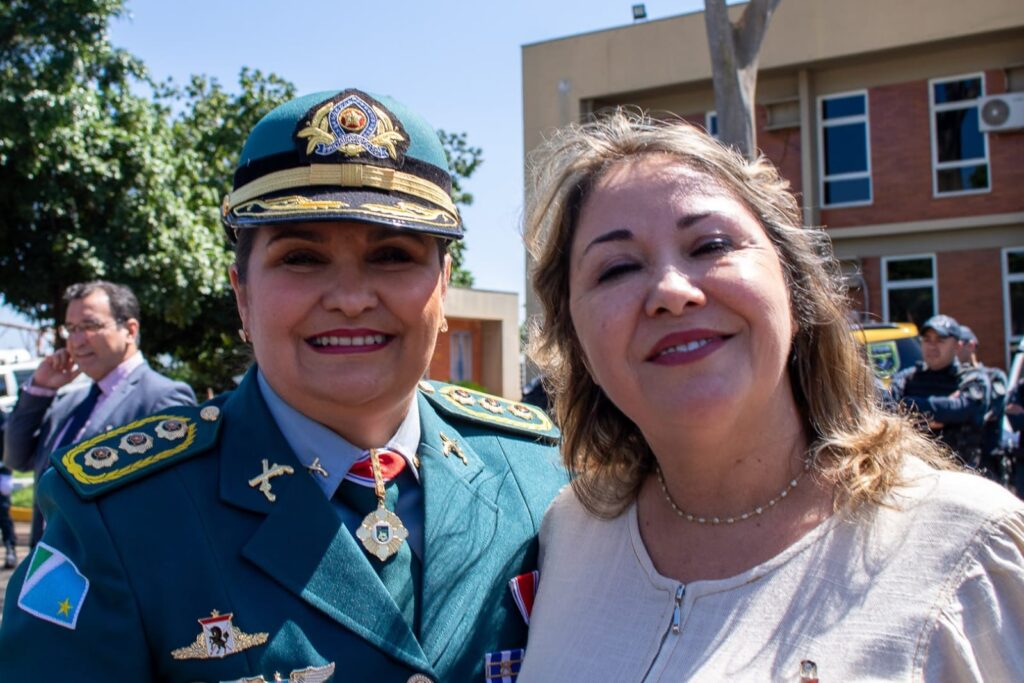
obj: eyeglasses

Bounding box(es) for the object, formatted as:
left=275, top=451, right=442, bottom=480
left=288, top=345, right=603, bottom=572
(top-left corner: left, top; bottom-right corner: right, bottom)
left=58, top=320, right=117, bottom=339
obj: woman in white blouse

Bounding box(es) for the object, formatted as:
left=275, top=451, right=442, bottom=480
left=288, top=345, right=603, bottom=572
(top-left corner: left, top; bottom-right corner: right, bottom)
left=519, top=110, right=1024, bottom=681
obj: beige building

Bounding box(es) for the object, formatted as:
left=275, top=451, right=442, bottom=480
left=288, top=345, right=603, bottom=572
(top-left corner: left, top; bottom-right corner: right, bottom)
left=523, top=0, right=1024, bottom=370
left=427, top=287, right=521, bottom=399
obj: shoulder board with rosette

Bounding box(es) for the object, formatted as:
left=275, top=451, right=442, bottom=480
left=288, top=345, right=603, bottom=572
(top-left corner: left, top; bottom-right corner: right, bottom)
left=417, top=380, right=559, bottom=443
left=51, top=404, right=224, bottom=500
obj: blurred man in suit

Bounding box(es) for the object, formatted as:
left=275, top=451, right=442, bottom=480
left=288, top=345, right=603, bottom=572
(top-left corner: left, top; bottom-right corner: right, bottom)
left=2, top=281, right=195, bottom=545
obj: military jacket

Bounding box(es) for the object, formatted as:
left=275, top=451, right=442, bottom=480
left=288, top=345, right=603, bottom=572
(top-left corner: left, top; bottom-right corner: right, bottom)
left=0, top=369, right=567, bottom=682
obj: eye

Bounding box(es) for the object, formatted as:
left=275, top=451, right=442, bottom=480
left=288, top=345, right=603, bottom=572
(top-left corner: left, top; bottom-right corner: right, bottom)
left=691, top=236, right=734, bottom=257
left=280, top=250, right=327, bottom=267
left=368, top=245, right=416, bottom=265
left=597, top=262, right=640, bottom=283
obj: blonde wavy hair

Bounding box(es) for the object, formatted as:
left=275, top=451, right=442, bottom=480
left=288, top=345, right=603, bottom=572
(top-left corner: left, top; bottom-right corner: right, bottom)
left=524, top=110, right=952, bottom=518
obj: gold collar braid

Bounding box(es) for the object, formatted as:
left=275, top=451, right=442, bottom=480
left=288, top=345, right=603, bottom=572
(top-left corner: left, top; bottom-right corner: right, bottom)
left=225, top=163, right=458, bottom=217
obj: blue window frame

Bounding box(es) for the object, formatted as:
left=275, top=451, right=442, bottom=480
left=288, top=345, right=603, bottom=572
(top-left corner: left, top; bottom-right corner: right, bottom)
left=929, top=74, right=989, bottom=196
left=818, top=91, right=872, bottom=207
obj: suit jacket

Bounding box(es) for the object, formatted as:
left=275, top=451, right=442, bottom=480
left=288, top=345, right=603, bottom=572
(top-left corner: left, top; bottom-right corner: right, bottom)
left=2, top=359, right=196, bottom=545
left=0, top=368, right=567, bottom=682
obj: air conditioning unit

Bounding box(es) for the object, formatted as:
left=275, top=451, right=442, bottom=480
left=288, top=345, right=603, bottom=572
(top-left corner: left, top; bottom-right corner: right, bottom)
left=978, top=93, right=1024, bottom=132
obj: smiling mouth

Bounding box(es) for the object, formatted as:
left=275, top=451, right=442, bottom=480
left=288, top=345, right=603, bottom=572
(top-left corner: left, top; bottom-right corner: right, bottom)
left=307, top=333, right=392, bottom=351
left=655, top=338, right=714, bottom=358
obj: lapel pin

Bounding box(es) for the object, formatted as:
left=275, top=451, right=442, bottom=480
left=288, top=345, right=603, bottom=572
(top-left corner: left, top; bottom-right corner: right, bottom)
left=170, top=610, right=268, bottom=660
left=799, top=660, right=818, bottom=683
left=439, top=432, right=468, bottom=465
left=248, top=459, right=295, bottom=502
left=306, top=457, right=329, bottom=478
left=200, top=405, right=221, bottom=421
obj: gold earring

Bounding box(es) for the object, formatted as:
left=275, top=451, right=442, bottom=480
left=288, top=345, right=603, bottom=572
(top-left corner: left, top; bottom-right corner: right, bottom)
left=440, top=318, right=449, bottom=333
left=238, top=328, right=250, bottom=344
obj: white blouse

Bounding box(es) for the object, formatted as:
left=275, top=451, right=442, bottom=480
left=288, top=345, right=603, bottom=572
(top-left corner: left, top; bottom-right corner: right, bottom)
left=519, top=459, right=1024, bottom=682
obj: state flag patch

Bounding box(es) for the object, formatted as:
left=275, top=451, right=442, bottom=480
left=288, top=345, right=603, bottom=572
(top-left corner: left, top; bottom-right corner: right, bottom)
left=17, top=542, right=90, bottom=629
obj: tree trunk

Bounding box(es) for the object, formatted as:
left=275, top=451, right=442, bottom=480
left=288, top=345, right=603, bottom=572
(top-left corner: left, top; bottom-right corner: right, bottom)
left=704, top=0, right=781, bottom=159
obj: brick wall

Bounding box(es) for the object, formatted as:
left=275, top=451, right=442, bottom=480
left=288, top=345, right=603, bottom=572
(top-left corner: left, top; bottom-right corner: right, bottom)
left=937, top=248, right=1006, bottom=369
left=823, top=72, right=1024, bottom=229
left=427, top=319, right=484, bottom=386
left=858, top=250, right=1007, bottom=368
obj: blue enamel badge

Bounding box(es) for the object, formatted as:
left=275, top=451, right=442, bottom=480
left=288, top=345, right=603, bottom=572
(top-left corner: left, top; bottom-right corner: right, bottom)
left=17, top=542, right=90, bottom=629
left=485, top=648, right=524, bottom=682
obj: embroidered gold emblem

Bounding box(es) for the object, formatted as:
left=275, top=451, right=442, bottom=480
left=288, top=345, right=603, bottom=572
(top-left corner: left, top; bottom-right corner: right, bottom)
left=247, top=459, right=295, bottom=503
left=296, top=95, right=404, bottom=160
left=170, top=610, right=268, bottom=660
left=439, top=432, right=468, bottom=465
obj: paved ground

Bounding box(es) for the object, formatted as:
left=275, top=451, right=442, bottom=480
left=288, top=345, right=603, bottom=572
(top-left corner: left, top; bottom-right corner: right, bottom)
left=0, top=520, right=31, bottom=624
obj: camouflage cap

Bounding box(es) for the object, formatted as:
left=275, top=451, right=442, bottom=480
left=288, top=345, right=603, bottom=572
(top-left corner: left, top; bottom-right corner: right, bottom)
left=221, top=88, right=461, bottom=241
left=921, top=314, right=961, bottom=339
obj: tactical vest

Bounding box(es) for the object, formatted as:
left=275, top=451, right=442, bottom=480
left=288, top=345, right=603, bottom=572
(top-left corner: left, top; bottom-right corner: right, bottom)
left=901, top=362, right=986, bottom=459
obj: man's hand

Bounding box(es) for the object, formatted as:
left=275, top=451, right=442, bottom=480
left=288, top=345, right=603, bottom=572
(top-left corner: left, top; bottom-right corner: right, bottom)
left=32, top=348, right=81, bottom=390
left=1007, top=403, right=1023, bottom=416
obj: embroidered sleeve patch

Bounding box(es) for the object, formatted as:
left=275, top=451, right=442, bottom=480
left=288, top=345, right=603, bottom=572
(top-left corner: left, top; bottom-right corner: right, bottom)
left=17, top=542, right=90, bottom=630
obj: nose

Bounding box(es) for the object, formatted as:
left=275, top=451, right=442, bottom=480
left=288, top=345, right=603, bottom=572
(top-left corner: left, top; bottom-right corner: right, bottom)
left=643, top=266, right=705, bottom=317
left=320, top=265, right=379, bottom=318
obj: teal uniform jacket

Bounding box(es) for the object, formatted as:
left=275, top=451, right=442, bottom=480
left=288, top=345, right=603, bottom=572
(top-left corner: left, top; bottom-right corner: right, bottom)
left=0, top=369, right=566, bottom=682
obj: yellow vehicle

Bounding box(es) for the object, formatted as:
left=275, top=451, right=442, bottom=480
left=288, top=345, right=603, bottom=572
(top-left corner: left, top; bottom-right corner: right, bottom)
left=851, top=322, right=923, bottom=387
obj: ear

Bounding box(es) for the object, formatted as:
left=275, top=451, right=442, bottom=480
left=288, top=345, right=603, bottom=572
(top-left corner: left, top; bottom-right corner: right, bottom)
left=123, top=318, right=140, bottom=346
left=229, top=264, right=249, bottom=331
left=440, top=252, right=452, bottom=299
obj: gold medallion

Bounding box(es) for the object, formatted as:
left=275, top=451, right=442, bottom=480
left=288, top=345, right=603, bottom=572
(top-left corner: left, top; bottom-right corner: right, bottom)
left=353, top=449, right=408, bottom=561
left=355, top=505, right=409, bottom=561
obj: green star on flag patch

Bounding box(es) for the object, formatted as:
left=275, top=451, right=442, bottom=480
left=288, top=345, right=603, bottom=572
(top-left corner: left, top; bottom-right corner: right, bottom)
left=17, top=542, right=90, bottom=629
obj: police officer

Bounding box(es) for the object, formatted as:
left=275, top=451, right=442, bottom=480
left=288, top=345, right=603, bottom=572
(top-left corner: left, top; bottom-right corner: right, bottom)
left=956, top=325, right=1011, bottom=484
left=0, top=88, right=567, bottom=681
left=889, top=314, right=991, bottom=465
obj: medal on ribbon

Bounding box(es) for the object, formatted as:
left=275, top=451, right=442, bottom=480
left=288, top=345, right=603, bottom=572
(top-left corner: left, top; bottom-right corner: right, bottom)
left=354, top=449, right=409, bottom=561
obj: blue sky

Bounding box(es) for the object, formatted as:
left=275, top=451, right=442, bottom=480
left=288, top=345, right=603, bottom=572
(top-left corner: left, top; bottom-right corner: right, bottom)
left=1, top=0, right=710, bottom=351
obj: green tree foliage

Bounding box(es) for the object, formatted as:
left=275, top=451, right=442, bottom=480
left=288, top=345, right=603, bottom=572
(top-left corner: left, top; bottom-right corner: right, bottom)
left=0, top=0, right=236, bottom=391
left=437, top=130, right=482, bottom=287
left=0, top=0, right=482, bottom=393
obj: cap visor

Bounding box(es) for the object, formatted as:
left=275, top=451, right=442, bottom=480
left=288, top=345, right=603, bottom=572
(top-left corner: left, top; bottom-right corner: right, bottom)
left=227, top=188, right=462, bottom=239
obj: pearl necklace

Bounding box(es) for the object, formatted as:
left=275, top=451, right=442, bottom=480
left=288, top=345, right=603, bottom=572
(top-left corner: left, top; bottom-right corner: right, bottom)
left=656, top=457, right=812, bottom=525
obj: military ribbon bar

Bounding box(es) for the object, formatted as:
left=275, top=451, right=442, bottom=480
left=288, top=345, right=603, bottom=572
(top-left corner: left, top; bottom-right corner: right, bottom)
left=508, top=570, right=539, bottom=625
left=485, top=648, right=524, bottom=682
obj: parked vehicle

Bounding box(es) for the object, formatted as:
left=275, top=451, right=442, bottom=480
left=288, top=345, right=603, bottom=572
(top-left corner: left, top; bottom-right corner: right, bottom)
left=851, top=322, right=923, bottom=387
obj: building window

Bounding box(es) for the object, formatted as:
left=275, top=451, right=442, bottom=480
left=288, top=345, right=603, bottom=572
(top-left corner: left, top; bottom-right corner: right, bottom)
left=1005, top=248, right=1024, bottom=366
left=450, top=331, right=473, bottom=383
left=929, top=74, right=989, bottom=196
left=818, top=91, right=872, bottom=207
left=705, top=111, right=718, bottom=138
left=882, top=255, right=937, bottom=329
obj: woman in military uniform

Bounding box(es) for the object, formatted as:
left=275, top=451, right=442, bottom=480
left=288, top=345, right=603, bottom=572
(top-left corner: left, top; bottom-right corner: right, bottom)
left=0, top=88, right=565, bottom=682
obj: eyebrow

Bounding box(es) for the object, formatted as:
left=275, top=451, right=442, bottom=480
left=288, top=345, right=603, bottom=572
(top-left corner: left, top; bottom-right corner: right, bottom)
left=580, top=211, right=715, bottom=257
left=265, top=227, right=327, bottom=246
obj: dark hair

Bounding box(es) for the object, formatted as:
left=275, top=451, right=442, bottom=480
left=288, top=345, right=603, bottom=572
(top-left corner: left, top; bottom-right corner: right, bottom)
left=63, top=281, right=140, bottom=324
left=233, top=227, right=451, bottom=283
